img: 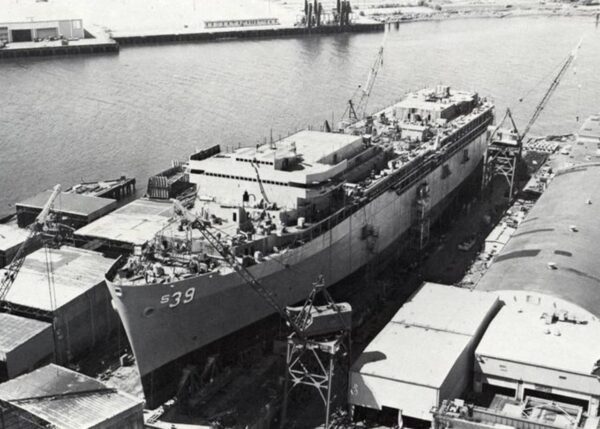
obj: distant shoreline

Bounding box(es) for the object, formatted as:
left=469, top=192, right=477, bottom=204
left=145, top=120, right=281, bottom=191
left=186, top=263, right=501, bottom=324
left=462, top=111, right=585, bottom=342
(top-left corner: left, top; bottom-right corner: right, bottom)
left=368, top=4, right=600, bottom=25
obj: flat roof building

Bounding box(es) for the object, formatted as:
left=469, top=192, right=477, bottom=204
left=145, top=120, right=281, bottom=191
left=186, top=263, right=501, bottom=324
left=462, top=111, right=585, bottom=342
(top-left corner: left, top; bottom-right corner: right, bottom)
left=0, top=312, right=53, bottom=382
left=349, top=283, right=500, bottom=422
left=16, top=190, right=117, bottom=229
left=0, top=218, right=36, bottom=268
left=75, top=198, right=174, bottom=248
left=0, top=19, right=84, bottom=43
left=0, top=364, right=144, bottom=429
left=475, top=295, right=600, bottom=416
left=0, top=246, right=117, bottom=365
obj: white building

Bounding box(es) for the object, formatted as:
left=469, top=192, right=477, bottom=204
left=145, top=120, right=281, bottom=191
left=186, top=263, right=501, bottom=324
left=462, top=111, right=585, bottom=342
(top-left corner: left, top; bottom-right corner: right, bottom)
left=0, top=19, right=84, bottom=43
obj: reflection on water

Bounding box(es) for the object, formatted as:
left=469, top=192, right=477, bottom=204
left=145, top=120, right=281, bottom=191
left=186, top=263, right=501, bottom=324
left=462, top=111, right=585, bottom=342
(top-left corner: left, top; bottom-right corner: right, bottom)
left=0, top=16, right=598, bottom=212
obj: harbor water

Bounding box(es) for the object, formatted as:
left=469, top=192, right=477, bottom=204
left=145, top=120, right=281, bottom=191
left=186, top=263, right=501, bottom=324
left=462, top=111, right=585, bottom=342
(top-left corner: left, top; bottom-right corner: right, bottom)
left=1, top=16, right=599, bottom=213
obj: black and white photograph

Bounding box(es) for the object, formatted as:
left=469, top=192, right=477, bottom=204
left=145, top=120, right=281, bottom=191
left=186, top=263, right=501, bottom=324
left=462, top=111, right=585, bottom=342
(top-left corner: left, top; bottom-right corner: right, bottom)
left=0, top=0, right=599, bottom=427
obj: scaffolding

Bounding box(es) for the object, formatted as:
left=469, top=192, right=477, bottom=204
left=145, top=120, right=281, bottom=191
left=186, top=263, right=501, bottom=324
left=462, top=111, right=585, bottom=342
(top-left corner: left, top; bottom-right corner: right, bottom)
left=411, top=182, right=431, bottom=253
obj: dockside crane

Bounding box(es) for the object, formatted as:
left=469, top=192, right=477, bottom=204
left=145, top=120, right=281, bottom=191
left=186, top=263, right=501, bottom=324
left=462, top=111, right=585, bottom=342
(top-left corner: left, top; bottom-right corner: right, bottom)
left=172, top=199, right=304, bottom=336
left=0, top=184, right=62, bottom=304
left=482, top=38, right=582, bottom=199
left=342, top=33, right=386, bottom=124
left=250, top=161, right=271, bottom=206
left=171, top=199, right=351, bottom=428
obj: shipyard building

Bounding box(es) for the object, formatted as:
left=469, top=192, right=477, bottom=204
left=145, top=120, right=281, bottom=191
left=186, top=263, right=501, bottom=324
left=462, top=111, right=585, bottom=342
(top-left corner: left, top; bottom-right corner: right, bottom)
left=0, top=19, right=84, bottom=43
left=0, top=364, right=144, bottom=429
left=350, top=115, right=600, bottom=427
left=0, top=246, right=118, bottom=377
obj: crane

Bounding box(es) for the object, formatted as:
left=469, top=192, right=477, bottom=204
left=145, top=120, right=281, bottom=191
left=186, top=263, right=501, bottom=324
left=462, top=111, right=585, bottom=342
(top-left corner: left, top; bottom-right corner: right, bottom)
left=491, top=37, right=583, bottom=145
left=483, top=38, right=582, bottom=200
left=342, top=33, right=386, bottom=124
left=250, top=160, right=271, bottom=205
left=171, top=199, right=304, bottom=338
left=0, top=184, right=62, bottom=302
left=519, top=37, right=583, bottom=142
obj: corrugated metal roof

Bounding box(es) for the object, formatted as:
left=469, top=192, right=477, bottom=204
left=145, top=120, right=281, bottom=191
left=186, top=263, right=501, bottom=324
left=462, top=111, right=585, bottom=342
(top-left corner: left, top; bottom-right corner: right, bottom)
left=0, top=246, right=114, bottom=312
left=0, top=313, right=52, bottom=357
left=0, top=364, right=144, bottom=429
left=477, top=163, right=600, bottom=319
left=392, top=282, right=499, bottom=336
left=75, top=198, right=173, bottom=246
left=17, top=191, right=117, bottom=218
left=352, top=284, right=498, bottom=388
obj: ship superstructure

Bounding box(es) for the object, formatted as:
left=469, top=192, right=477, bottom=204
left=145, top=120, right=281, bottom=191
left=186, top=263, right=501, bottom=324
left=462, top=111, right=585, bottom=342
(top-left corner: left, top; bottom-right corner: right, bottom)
left=105, top=86, right=494, bottom=382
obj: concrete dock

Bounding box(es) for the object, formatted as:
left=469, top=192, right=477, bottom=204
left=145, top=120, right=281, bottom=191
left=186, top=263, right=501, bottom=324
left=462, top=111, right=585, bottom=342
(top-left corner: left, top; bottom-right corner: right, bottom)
left=113, top=22, right=384, bottom=45
left=0, top=37, right=118, bottom=59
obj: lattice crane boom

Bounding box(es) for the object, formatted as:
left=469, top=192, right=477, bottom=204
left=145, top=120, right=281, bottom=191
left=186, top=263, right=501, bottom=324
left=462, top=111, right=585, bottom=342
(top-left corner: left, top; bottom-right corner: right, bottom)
left=0, top=184, right=61, bottom=301
left=520, top=38, right=583, bottom=142
left=344, top=34, right=386, bottom=123
left=171, top=199, right=305, bottom=338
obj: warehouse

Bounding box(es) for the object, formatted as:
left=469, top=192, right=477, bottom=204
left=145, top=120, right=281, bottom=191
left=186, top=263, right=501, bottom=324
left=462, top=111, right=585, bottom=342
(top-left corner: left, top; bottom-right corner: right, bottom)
left=0, top=313, right=53, bottom=382
left=475, top=297, right=600, bottom=415
left=0, top=246, right=117, bottom=365
left=0, top=19, right=84, bottom=43
left=74, top=198, right=174, bottom=250
left=475, top=156, right=600, bottom=414
left=16, top=190, right=117, bottom=229
left=349, top=283, right=500, bottom=423
left=0, top=364, right=144, bottom=429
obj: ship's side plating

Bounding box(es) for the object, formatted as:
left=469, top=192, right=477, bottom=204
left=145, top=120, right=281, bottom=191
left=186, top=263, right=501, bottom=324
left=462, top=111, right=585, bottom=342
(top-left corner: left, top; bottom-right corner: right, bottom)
left=106, top=109, right=492, bottom=378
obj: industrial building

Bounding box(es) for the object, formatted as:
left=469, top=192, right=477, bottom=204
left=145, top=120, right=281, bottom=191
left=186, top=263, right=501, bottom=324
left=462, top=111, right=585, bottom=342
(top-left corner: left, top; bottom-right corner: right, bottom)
left=0, top=246, right=117, bottom=366
left=74, top=198, right=174, bottom=249
left=0, top=364, right=144, bottom=429
left=0, top=19, right=84, bottom=43
left=475, top=159, right=600, bottom=414
left=16, top=190, right=117, bottom=229
left=349, top=283, right=500, bottom=423
left=0, top=313, right=53, bottom=382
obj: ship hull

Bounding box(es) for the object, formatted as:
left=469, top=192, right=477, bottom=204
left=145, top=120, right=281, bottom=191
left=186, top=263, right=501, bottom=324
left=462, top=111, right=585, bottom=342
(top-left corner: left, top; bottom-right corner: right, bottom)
left=106, top=127, right=490, bottom=381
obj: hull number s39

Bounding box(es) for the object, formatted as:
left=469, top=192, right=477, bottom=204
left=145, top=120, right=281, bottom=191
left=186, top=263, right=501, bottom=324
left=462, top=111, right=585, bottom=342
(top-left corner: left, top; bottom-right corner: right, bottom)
left=161, top=288, right=196, bottom=308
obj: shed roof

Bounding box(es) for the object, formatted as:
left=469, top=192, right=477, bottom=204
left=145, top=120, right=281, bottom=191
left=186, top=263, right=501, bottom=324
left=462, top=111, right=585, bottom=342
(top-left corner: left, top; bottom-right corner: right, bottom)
left=17, top=191, right=117, bottom=219
left=352, top=283, right=498, bottom=388
left=0, top=364, right=144, bottom=429
left=0, top=313, right=52, bottom=359
left=75, top=198, right=173, bottom=246
left=0, top=246, right=114, bottom=312
left=476, top=302, right=600, bottom=376
left=392, top=282, right=499, bottom=336
left=352, top=323, right=472, bottom=388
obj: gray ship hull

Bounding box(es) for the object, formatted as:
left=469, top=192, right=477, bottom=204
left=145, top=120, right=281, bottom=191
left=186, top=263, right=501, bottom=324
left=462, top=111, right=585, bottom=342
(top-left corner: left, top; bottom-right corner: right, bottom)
left=106, top=124, right=490, bottom=379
